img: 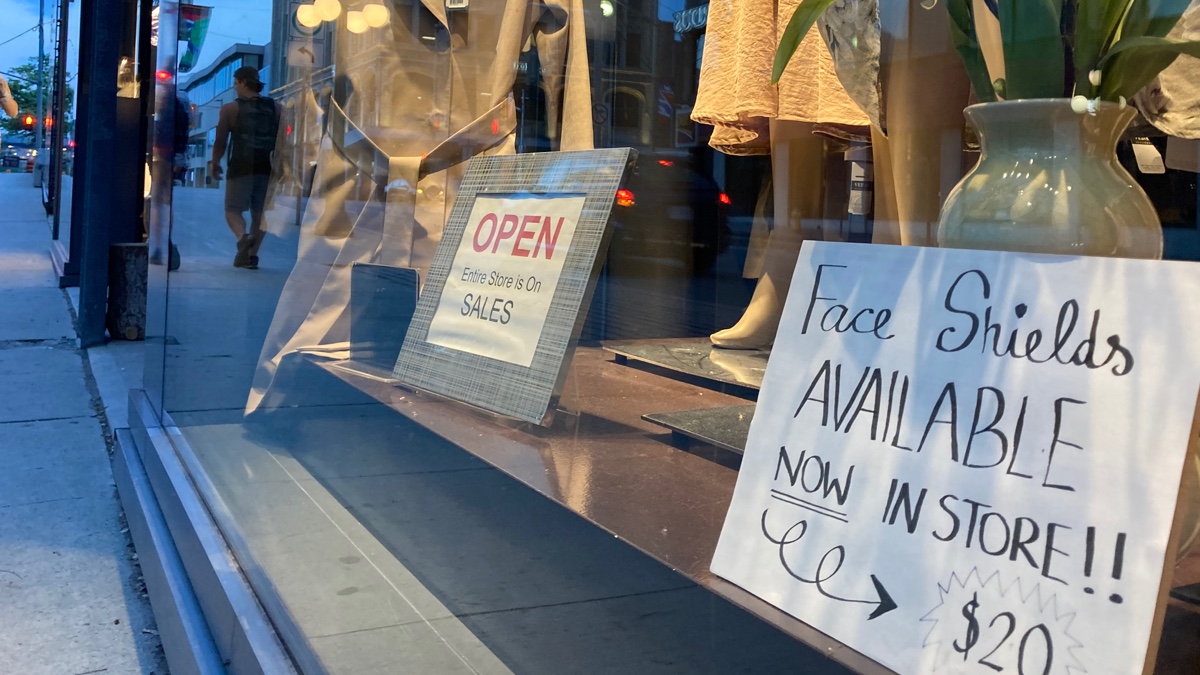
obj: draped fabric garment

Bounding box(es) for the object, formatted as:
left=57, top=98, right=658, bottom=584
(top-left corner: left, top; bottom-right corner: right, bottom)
left=1135, top=1, right=1200, bottom=139
left=691, top=0, right=870, bottom=156
left=247, top=0, right=593, bottom=413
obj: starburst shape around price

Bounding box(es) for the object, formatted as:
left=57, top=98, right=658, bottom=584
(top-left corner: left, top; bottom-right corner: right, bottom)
left=919, top=569, right=1085, bottom=675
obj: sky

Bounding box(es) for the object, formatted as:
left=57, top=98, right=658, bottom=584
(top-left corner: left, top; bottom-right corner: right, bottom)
left=0, top=0, right=688, bottom=92
left=0, top=0, right=271, bottom=85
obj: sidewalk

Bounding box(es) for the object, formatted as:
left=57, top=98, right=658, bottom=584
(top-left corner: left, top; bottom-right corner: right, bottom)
left=0, top=173, right=167, bottom=674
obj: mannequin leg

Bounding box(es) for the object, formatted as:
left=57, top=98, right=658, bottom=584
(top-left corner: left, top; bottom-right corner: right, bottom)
left=878, top=0, right=972, bottom=246
left=870, top=124, right=902, bottom=245
left=711, top=121, right=826, bottom=349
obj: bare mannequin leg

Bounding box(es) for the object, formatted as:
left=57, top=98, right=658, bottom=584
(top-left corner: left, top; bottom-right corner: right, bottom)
left=711, top=120, right=826, bottom=349
left=870, top=124, right=901, bottom=245
left=877, top=0, right=971, bottom=246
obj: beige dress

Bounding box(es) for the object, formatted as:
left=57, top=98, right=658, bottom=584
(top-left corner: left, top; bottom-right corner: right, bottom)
left=691, top=0, right=869, bottom=155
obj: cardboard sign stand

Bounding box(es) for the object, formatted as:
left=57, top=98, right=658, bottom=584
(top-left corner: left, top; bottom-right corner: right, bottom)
left=393, top=148, right=636, bottom=426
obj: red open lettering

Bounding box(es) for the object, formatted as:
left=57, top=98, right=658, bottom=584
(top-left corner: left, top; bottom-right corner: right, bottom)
left=511, top=215, right=541, bottom=257
left=473, top=213, right=498, bottom=253
left=533, top=216, right=566, bottom=260
left=492, top=214, right=520, bottom=254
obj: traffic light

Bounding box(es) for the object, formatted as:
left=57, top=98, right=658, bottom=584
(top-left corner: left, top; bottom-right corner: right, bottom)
left=22, top=114, right=34, bottom=130
left=43, top=117, right=52, bottom=128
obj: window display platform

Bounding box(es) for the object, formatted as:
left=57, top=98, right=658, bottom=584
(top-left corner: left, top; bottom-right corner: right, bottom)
left=319, top=347, right=1200, bottom=673
left=602, top=338, right=768, bottom=396
left=643, top=405, right=755, bottom=455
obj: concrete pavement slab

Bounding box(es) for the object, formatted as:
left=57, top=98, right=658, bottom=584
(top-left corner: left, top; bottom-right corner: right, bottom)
left=0, top=417, right=116, bottom=509
left=0, top=288, right=76, bottom=340
left=0, top=172, right=167, bottom=674
left=0, top=419, right=165, bottom=675
left=0, top=498, right=163, bottom=675
left=0, top=345, right=94, bottom=424
left=0, top=250, right=60, bottom=289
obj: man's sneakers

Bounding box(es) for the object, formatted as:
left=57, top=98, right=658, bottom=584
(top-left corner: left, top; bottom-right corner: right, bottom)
left=233, top=234, right=256, bottom=269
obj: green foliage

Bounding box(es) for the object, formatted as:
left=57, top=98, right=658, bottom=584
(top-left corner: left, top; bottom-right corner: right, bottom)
left=1073, top=0, right=1131, bottom=97
left=774, top=0, right=1200, bottom=103
left=771, top=0, right=837, bottom=85
left=2, top=56, right=74, bottom=135
left=997, top=0, right=1066, bottom=99
left=946, top=0, right=997, bottom=102
left=1099, top=34, right=1200, bottom=98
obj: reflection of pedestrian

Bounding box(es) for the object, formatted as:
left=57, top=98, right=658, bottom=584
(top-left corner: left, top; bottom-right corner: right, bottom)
left=0, top=75, right=16, bottom=117
left=149, top=90, right=189, bottom=268
left=209, top=66, right=280, bottom=269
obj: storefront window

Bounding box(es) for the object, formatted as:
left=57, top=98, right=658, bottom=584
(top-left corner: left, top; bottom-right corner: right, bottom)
left=144, top=0, right=1200, bottom=672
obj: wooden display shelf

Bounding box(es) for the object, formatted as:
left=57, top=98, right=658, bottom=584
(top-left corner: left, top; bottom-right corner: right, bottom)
left=317, top=347, right=1200, bottom=675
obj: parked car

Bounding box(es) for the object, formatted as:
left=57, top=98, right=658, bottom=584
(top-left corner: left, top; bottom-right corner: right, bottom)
left=609, top=151, right=731, bottom=275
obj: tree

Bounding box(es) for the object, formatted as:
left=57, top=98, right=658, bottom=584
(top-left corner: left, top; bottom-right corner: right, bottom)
left=3, top=56, right=74, bottom=136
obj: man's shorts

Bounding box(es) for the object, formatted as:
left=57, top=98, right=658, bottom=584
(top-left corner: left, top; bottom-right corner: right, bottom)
left=225, top=174, right=270, bottom=214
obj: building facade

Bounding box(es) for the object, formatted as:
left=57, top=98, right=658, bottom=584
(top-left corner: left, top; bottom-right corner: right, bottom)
left=54, top=0, right=1200, bottom=673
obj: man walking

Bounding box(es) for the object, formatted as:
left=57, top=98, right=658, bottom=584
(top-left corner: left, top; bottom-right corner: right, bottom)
left=209, top=66, right=280, bottom=269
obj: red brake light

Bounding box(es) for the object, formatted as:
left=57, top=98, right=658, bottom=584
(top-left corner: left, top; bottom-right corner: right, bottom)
left=616, top=189, right=635, bottom=207
left=718, top=192, right=732, bottom=206
left=657, top=159, right=674, bottom=166
left=156, top=70, right=172, bottom=81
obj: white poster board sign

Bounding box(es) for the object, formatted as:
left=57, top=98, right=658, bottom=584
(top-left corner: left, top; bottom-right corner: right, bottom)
left=425, top=195, right=586, bottom=367
left=713, top=242, right=1200, bottom=675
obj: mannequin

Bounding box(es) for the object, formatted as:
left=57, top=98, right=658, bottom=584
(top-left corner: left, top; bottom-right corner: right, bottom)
left=699, top=0, right=972, bottom=349
left=709, top=121, right=828, bottom=348
left=692, top=0, right=872, bottom=348
left=247, top=0, right=593, bottom=413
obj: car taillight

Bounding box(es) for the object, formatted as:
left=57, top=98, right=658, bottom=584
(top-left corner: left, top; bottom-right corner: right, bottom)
left=616, top=189, right=635, bottom=207
left=658, top=159, right=674, bottom=166
left=719, top=192, right=732, bottom=206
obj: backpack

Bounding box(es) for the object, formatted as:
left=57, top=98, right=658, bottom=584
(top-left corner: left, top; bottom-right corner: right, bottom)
left=230, top=95, right=278, bottom=176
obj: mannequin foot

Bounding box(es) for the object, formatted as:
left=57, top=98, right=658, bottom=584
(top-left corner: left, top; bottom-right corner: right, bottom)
left=707, top=348, right=768, bottom=385
left=710, top=313, right=780, bottom=350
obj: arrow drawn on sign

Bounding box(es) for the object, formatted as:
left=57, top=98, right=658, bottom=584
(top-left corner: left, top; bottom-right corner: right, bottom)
left=760, top=509, right=898, bottom=620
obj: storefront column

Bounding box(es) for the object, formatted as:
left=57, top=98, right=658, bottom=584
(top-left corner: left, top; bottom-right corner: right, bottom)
left=74, top=0, right=148, bottom=346
left=75, top=0, right=123, bottom=346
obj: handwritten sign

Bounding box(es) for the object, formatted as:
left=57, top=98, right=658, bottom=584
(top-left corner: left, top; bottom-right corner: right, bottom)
left=712, top=242, right=1200, bottom=675
left=425, top=194, right=585, bottom=367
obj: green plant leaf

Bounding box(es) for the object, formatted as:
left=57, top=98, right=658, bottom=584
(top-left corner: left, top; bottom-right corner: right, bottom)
left=1100, top=34, right=1200, bottom=62
left=1125, top=0, right=1191, bottom=38
left=772, top=0, right=838, bottom=84
left=946, top=0, right=997, bottom=101
left=1099, top=35, right=1200, bottom=97
left=997, top=0, right=1066, bottom=98
left=1073, top=0, right=1132, bottom=96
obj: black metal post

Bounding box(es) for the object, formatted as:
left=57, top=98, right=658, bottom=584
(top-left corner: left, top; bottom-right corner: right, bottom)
left=48, top=0, right=68, bottom=236
left=75, top=0, right=122, bottom=346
